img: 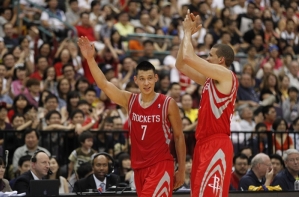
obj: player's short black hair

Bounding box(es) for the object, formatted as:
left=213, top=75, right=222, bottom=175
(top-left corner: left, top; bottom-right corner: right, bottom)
left=135, top=61, right=156, bottom=75
left=212, top=43, right=235, bottom=67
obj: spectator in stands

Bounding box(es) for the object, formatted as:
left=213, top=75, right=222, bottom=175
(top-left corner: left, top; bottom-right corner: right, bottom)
left=3, top=23, right=18, bottom=48
left=262, top=105, right=277, bottom=130
left=240, top=147, right=253, bottom=159
left=239, top=107, right=256, bottom=141
left=73, top=153, right=119, bottom=193
left=111, top=116, right=128, bottom=156
left=9, top=155, right=31, bottom=187
left=181, top=93, right=198, bottom=123
left=237, top=73, right=260, bottom=108
left=290, top=118, right=299, bottom=151
left=65, top=0, right=80, bottom=26
left=60, top=91, right=80, bottom=122
left=75, top=77, right=91, bottom=99
left=41, top=66, right=58, bottom=95
left=247, top=123, right=269, bottom=155
left=23, top=105, right=39, bottom=129
left=167, top=82, right=181, bottom=107
left=137, top=12, right=155, bottom=34
left=57, top=78, right=71, bottom=106
left=11, top=64, right=28, bottom=96
left=272, top=118, right=294, bottom=156
left=48, top=156, right=69, bottom=193
left=237, top=1, right=255, bottom=34
left=159, top=1, right=172, bottom=28
left=13, top=150, right=50, bottom=194
left=84, top=87, right=97, bottom=107
left=270, top=154, right=284, bottom=180
left=76, top=161, right=92, bottom=179
left=41, top=0, right=67, bottom=39
left=2, top=53, right=15, bottom=78
left=7, top=94, right=28, bottom=122
left=286, top=60, right=299, bottom=88
left=23, top=78, right=41, bottom=108
left=260, top=73, right=282, bottom=106
left=75, top=12, right=98, bottom=42
left=12, top=129, right=50, bottom=173
left=43, top=110, right=73, bottom=131
left=128, top=0, right=141, bottom=26
left=230, top=154, right=249, bottom=191
left=163, top=45, right=179, bottom=77
left=0, top=156, right=11, bottom=192
left=115, top=152, right=133, bottom=185
left=30, top=56, right=49, bottom=80
left=69, top=109, right=96, bottom=135
left=54, top=48, right=73, bottom=77
left=67, top=131, right=97, bottom=180
left=93, top=116, right=114, bottom=155
left=0, top=77, right=12, bottom=108
left=282, top=87, right=299, bottom=123
left=62, top=64, right=77, bottom=90
left=271, top=149, right=299, bottom=190
left=243, top=18, right=264, bottom=45
left=279, top=75, right=290, bottom=102
left=114, top=11, right=134, bottom=37
left=239, top=153, right=273, bottom=191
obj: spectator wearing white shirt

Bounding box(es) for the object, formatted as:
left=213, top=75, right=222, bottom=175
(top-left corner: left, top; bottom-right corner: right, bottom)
left=291, top=117, right=299, bottom=151
left=41, top=0, right=67, bottom=39
left=239, top=107, right=256, bottom=142
left=286, top=60, right=299, bottom=88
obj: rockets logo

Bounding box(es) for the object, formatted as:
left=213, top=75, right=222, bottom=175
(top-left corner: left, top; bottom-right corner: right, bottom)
left=199, top=149, right=226, bottom=197
left=158, top=104, right=161, bottom=108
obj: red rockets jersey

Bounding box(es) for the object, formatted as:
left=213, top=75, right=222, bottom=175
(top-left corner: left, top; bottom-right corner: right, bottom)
left=195, top=72, right=238, bottom=141
left=128, top=93, right=174, bottom=169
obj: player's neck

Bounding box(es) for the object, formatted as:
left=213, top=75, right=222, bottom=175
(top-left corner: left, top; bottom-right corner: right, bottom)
left=140, top=92, right=157, bottom=103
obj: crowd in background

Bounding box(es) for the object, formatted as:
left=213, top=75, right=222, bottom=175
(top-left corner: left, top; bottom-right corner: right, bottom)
left=0, top=0, right=297, bottom=193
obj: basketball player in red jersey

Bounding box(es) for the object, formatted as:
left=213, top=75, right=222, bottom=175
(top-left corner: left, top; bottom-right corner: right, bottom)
left=176, top=10, right=238, bottom=197
left=78, top=37, right=186, bottom=196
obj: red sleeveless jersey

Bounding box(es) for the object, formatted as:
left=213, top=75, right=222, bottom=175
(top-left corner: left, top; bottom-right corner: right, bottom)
left=128, top=93, right=174, bottom=169
left=195, top=72, right=238, bottom=141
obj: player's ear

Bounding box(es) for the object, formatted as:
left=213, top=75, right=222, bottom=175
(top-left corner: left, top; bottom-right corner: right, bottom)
left=133, top=76, right=138, bottom=85
left=219, top=57, right=225, bottom=64
left=154, top=73, right=159, bottom=82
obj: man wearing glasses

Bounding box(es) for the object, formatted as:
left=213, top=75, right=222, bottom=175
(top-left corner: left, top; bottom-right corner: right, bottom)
left=271, top=149, right=299, bottom=190
left=239, top=153, right=274, bottom=191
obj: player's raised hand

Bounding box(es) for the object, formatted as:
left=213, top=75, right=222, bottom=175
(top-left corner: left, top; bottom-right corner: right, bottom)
left=173, top=170, right=185, bottom=190
left=183, top=9, right=202, bottom=35
left=77, top=36, right=95, bottom=59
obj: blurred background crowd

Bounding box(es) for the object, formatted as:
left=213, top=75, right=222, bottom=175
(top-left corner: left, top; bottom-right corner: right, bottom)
left=0, top=0, right=298, bottom=193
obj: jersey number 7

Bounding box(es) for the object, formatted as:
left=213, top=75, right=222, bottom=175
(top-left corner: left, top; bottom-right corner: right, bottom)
left=141, top=125, right=147, bottom=140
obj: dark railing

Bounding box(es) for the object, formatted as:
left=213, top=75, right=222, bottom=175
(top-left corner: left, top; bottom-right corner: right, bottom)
left=1, top=130, right=298, bottom=166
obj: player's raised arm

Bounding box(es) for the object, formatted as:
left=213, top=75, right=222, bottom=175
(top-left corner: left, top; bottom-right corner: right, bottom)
left=78, top=37, right=131, bottom=108
left=175, top=12, right=206, bottom=86
left=181, top=11, right=233, bottom=86
left=167, top=99, right=186, bottom=189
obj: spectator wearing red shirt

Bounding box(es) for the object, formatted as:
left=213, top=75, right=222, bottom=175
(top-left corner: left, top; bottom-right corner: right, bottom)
left=230, top=154, right=249, bottom=191
left=75, top=12, right=97, bottom=41
left=30, top=56, right=49, bottom=80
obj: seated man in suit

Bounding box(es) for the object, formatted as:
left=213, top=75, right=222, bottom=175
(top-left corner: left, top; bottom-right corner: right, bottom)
left=13, top=150, right=50, bottom=194
left=73, top=153, right=119, bottom=193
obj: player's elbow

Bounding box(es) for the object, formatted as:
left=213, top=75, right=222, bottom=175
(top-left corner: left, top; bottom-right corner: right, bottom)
left=182, top=54, right=194, bottom=65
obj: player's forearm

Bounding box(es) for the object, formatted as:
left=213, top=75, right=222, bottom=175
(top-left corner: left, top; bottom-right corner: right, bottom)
left=174, top=134, right=186, bottom=172
left=175, top=37, right=186, bottom=70
left=182, top=32, right=196, bottom=62
left=86, top=58, right=109, bottom=89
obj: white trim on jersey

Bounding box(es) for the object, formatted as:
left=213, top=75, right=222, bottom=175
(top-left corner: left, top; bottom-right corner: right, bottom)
left=152, top=171, right=171, bottom=197
left=208, top=72, right=237, bottom=119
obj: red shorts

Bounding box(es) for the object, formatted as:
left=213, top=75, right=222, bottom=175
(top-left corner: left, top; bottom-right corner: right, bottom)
left=191, top=134, right=233, bottom=197
left=134, top=160, right=174, bottom=197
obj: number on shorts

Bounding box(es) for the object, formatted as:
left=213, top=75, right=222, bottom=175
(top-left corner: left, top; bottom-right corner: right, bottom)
left=141, top=125, right=147, bottom=140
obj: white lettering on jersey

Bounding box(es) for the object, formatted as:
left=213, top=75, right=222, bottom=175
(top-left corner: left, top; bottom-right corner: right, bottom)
left=132, top=112, right=161, bottom=123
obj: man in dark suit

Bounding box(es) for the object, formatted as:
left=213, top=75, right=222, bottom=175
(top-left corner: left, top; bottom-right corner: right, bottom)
left=13, top=151, right=50, bottom=194
left=73, top=153, right=119, bottom=193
